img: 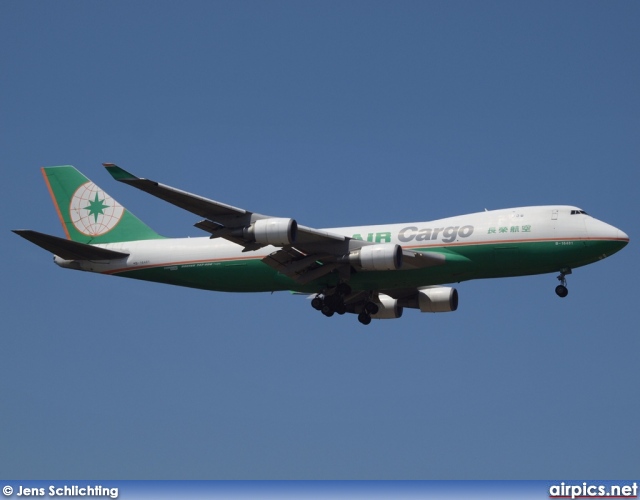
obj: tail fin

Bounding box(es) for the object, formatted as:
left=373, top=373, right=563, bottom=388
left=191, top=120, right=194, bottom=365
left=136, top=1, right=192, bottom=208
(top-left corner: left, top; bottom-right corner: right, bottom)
left=42, top=165, right=164, bottom=244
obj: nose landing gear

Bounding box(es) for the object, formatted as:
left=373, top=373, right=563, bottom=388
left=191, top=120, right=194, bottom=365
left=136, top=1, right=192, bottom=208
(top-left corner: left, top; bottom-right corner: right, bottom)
left=555, top=268, right=571, bottom=298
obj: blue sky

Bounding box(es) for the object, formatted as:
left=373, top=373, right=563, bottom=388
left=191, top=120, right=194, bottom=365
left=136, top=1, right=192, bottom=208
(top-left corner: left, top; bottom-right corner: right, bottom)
left=1, top=1, right=638, bottom=479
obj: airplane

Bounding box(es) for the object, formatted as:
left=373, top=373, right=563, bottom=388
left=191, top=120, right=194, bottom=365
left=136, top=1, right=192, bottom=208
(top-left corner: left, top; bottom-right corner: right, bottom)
left=13, top=164, right=629, bottom=325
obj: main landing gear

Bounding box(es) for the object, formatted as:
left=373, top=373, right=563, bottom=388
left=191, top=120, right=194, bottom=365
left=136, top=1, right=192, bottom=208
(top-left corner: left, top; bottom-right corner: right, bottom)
left=310, top=284, right=379, bottom=325
left=311, top=283, right=352, bottom=318
left=357, top=302, right=379, bottom=325
left=555, top=268, right=571, bottom=298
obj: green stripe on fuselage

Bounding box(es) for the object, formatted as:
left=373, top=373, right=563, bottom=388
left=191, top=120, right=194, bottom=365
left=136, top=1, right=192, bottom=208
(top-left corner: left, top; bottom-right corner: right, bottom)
left=109, top=238, right=626, bottom=293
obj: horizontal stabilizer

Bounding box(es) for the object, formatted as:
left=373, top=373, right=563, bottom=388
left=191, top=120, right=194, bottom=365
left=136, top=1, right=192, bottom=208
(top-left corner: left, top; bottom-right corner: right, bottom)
left=13, top=230, right=130, bottom=261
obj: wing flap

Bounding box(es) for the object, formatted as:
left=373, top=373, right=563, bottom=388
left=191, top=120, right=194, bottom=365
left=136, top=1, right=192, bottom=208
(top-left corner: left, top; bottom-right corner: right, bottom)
left=193, top=219, right=263, bottom=250
left=401, top=250, right=446, bottom=269
left=262, top=247, right=348, bottom=284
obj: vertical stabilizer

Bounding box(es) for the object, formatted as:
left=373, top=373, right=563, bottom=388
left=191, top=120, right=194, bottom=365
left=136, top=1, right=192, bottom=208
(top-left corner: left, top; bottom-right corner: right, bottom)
left=42, top=165, right=164, bottom=244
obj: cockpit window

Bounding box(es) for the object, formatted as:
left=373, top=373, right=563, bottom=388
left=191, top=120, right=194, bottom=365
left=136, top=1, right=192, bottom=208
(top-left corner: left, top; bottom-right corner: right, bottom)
left=570, top=210, right=588, bottom=215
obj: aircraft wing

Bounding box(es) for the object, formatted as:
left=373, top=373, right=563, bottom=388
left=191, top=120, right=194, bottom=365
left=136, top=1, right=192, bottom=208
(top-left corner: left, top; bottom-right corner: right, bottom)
left=105, top=164, right=346, bottom=238
left=104, top=164, right=446, bottom=284
left=104, top=163, right=254, bottom=226
left=104, top=164, right=359, bottom=282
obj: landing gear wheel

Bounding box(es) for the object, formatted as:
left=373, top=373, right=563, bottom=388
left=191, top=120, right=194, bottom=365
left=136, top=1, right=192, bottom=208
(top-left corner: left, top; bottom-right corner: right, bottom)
left=322, top=306, right=335, bottom=317
left=555, top=268, right=571, bottom=298
left=324, top=294, right=340, bottom=309
left=311, top=296, right=323, bottom=310
left=321, top=304, right=335, bottom=318
left=335, top=303, right=347, bottom=315
left=358, top=312, right=372, bottom=325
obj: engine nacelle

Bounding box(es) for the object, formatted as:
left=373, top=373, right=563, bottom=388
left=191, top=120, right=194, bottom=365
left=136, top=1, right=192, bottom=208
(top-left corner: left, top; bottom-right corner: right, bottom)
left=348, top=244, right=403, bottom=271
left=418, top=287, right=458, bottom=313
left=248, top=218, right=297, bottom=246
left=371, top=294, right=403, bottom=319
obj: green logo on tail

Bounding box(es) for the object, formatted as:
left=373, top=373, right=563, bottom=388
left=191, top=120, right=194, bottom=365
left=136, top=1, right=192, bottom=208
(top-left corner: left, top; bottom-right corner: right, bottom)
left=43, top=165, right=164, bottom=244
left=70, top=181, right=125, bottom=236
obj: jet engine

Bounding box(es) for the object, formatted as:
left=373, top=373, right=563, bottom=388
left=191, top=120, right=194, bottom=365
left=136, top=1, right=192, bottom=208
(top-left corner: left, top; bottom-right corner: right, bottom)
left=370, top=294, right=403, bottom=319
left=346, top=244, right=403, bottom=271
left=417, top=287, right=458, bottom=313
left=245, top=218, right=298, bottom=246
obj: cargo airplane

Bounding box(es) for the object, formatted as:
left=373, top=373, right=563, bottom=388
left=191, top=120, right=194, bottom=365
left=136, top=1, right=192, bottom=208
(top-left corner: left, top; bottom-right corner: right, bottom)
left=13, top=165, right=629, bottom=325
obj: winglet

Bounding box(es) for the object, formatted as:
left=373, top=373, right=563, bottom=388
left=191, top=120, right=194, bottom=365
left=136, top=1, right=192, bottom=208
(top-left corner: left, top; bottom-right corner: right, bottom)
left=103, top=163, right=138, bottom=181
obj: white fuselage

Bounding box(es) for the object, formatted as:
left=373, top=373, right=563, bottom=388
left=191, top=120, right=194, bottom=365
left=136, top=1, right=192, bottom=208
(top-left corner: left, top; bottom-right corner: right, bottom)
left=55, top=205, right=627, bottom=294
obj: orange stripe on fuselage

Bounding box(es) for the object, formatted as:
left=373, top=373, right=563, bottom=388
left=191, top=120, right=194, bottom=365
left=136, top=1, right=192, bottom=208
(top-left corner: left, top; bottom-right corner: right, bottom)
left=102, top=254, right=259, bottom=275
left=402, top=235, right=629, bottom=250
left=41, top=167, right=71, bottom=240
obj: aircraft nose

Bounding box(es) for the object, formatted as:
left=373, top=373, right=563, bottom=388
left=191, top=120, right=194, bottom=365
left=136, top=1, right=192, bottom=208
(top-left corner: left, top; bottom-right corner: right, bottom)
left=606, top=225, right=629, bottom=255
left=584, top=218, right=629, bottom=257
left=618, top=228, right=630, bottom=246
